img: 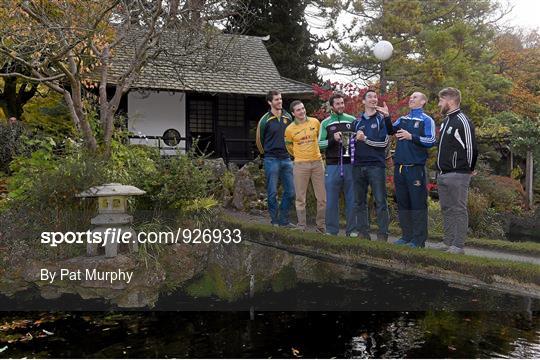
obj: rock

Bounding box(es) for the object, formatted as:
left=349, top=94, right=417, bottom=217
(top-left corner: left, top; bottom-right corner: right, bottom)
left=1, top=240, right=212, bottom=309
left=115, top=288, right=159, bottom=308
left=204, top=158, right=227, bottom=179
left=232, top=167, right=257, bottom=210
left=40, top=286, right=63, bottom=300
left=242, top=159, right=261, bottom=176
left=227, top=162, right=239, bottom=173
left=223, top=195, right=233, bottom=208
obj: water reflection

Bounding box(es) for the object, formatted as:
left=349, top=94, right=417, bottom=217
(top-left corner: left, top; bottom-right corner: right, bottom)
left=2, top=310, right=536, bottom=358
left=1, top=242, right=539, bottom=357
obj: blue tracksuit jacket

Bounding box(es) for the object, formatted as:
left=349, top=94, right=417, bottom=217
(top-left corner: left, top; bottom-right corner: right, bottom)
left=385, top=108, right=436, bottom=164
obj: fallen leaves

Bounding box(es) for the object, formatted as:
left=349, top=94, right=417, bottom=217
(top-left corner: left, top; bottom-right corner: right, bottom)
left=0, top=320, right=32, bottom=331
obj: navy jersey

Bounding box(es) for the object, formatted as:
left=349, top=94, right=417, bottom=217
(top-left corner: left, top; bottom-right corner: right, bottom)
left=385, top=108, right=436, bottom=165
left=352, top=112, right=389, bottom=167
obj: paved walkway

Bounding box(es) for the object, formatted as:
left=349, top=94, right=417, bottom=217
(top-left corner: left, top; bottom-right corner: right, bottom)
left=226, top=210, right=540, bottom=266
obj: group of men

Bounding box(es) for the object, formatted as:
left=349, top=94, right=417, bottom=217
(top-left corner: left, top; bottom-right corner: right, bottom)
left=255, top=87, right=477, bottom=254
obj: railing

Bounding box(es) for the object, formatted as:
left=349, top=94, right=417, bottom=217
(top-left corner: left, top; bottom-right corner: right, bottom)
left=221, top=134, right=257, bottom=165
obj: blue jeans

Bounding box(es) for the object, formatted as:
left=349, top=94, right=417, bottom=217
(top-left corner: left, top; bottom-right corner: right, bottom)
left=325, top=164, right=357, bottom=235
left=264, top=157, right=295, bottom=225
left=394, top=164, right=428, bottom=247
left=353, top=165, right=389, bottom=237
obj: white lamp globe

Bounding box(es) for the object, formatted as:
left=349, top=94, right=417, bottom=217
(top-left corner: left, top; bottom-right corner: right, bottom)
left=373, top=40, right=393, bottom=61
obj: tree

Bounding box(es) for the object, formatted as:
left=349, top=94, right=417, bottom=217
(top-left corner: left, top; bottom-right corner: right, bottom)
left=480, top=111, right=540, bottom=208
left=0, top=0, right=249, bottom=157
left=0, top=75, right=38, bottom=120
left=227, top=0, right=321, bottom=84
left=313, top=0, right=513, bottom=122
left=492, top=29, right=540, bottom=119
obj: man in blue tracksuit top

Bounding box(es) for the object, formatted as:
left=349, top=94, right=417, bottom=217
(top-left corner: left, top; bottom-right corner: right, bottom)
left=352, top=90, right=390, bottom=241
left=382, top=91, right=436, bottom=248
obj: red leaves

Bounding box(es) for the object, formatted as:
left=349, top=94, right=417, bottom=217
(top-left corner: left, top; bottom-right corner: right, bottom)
left=311, top=82, right=409, bottom=120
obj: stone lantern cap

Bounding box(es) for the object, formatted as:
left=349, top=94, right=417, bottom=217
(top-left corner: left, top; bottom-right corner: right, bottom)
left=77, top=183, right=146, bottom=197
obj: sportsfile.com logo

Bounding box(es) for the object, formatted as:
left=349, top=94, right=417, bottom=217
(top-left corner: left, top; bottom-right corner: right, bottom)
left=40, top=228, right=242, bottom=247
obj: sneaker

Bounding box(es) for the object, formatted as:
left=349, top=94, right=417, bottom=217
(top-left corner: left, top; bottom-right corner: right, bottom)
left=347, top=232, right=359, bottom=237
left=446, top=245, right=465, bottom=254
left=272, top=223, right=279, bottom=228
left=394, top=238, right=409, bottom=245
left=429, top=242, right=450, bottom=251
left=376, top=234, right=388, bottom=242
left=325, top=232, right=336, bottom=236
left=315, top=227, right=325, bottom=234
left=407, top=242, right=423, bottom=249
left=279, top=223, right=299, bottom=230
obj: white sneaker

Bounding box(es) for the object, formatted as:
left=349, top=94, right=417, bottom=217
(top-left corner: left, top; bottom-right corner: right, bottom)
left=348, top=232, right=359, bottom=237
left=430, top=242, right=450, bottom=251
left=446, top=245, right=465, bottom=254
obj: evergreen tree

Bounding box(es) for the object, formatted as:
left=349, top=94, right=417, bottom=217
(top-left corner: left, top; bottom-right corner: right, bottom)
left=228, top=0, right=321, bottom=84
left=315, top=0, right=513, bottom=122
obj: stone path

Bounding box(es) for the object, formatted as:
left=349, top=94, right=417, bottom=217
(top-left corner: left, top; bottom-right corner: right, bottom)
left=225, top=210, right=540, bottom=266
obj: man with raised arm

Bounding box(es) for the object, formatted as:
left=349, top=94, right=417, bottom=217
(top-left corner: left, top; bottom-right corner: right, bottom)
left=382, top=91, right=436, bottom=248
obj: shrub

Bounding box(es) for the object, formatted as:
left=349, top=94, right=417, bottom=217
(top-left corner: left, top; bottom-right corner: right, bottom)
left=0, top=121, right=26, bottom=174
left=470, top=174, right=526, bottom=213
left=21, top=91, right=75, bottom=142
left=428, top=198, right=444, bottom=235
left=1, top=146, right=106, bottom=260
left=147, top=154, right=212, bottom=211
left=467, top=189, right=505, bottom=239
left=1, top=134, right=219, bottom=261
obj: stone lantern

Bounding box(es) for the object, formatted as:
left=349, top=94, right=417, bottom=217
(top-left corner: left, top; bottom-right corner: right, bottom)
left=77, top=183, right=145, bottom=258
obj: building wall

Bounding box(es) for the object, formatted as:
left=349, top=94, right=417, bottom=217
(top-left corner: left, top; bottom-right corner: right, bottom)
left=127, top=90, right=187, bottom=154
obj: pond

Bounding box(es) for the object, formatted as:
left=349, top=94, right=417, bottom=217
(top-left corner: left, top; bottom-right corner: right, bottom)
left=1, top=245, right=539, bottom=358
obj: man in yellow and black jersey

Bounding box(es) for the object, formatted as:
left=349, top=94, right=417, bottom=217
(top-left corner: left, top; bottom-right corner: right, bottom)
left=285, top=100, right=326, bottom=233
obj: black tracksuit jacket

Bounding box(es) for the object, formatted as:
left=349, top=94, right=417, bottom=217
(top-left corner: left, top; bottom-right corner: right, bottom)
left=437, top=108, right=478, bottom=174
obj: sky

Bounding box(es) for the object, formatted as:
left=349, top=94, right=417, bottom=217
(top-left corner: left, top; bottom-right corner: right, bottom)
left=505, top=0, right=540, bottom=29
left=316, top=0, right=539, bottom=83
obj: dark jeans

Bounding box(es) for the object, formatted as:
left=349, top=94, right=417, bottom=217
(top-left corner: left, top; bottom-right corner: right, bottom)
left=353, top=165, right=389, bottom=237
left=264, top=157, right=295, bottom=225
left=394, top=164, right=428, bottom=247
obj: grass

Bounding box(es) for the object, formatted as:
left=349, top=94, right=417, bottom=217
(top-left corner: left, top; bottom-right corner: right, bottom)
left=388, top=224, right=540, bottom=257
left=221, top=214, right=540, bottom=290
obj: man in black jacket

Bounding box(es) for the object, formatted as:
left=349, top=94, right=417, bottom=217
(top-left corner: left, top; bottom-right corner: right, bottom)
left=436, top=87, right=478, bottom=254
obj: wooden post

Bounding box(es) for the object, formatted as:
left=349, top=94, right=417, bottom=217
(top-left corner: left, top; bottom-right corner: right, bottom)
left=525, top=149, right=534, bottom=208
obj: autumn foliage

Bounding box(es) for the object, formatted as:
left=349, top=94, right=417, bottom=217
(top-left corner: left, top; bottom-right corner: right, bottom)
left=312, top=81, right=409, bottom=120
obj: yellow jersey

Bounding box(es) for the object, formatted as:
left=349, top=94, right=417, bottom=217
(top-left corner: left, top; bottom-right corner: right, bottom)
left=284, top=117, right=322, bottom=162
